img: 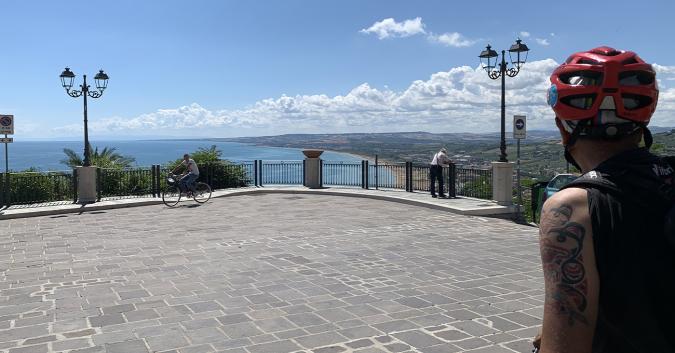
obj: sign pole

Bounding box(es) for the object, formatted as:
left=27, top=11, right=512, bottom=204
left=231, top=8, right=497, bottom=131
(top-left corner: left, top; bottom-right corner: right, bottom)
left=517, top=138, right=522, bottom=216
left=3, top=134, right=8, bottom=208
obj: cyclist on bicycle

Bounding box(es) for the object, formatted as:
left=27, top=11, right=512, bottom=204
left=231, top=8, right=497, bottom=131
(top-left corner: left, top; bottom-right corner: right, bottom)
left=172, top=154, right=200, bottom=194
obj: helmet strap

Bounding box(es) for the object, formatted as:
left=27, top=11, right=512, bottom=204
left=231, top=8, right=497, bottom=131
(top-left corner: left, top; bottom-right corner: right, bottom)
left=562, top=119, right=589, bottom=172
left=641, top=125, right=653, bottom=149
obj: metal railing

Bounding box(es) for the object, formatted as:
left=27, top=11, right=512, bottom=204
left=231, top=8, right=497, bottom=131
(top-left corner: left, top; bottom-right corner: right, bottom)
left=369, top=163, right=406, bottom=189
left=6, top=159, right=495, bottom=208
left=1, top=171, right=75, bottom=207
left=259, top=161, right=303, bottom=185
left=455, top=167, right=492, bottom=199
left=97, top=167, right=154, bottom=200
left=322, top=162, right=362, bottom=186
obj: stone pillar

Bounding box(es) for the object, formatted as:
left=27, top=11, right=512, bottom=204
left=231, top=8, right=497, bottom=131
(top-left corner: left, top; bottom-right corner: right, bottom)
left=492, top=161, right=514, bottom=206
left=303, top=150, right=324, bottom=189
left=76, top=166, right=97, bottom=204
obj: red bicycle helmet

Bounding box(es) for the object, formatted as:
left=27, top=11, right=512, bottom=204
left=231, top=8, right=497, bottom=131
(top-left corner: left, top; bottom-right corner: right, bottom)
left=548, top=46, right=659, bottom=128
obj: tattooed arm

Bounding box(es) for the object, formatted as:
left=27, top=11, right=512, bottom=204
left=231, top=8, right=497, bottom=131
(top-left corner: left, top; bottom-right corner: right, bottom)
left=538, top=188, right=599, bottom=353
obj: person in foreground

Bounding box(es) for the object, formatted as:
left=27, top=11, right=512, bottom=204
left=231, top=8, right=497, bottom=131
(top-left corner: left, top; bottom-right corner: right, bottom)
left=429, top=147, right=453, bottom=198
left=535, top=46, right=675, bottom=352
left=172, top=153, right=200, bottom=194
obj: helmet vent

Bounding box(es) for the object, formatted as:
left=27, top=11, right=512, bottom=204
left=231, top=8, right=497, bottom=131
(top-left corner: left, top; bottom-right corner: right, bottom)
left=562, top=94, right=597, bottom=110
left=578, top=58, right=600, bottom=65
left=622, top=94, right=653, bottom=110
left=622, top=57, right=639, bottom=65
left=560, top=71, right=602, bottom=86
left=619, top=71, right=655, bottom=85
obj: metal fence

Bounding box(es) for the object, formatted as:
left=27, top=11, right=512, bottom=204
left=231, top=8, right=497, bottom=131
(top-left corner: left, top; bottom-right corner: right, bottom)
left=322, top=162, right=362, bottom=187
left=456, top=167, right=492, bottom=199
left=97, top=167, right=154, bottom=199
left=0, top=171, right=75, bottom=207
left=4, top=159, right=495, bottom=208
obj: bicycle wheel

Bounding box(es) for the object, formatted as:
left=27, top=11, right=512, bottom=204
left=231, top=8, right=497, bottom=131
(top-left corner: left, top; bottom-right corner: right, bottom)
left=162, top=185, right=182, bottom=207
left=193, top=182, right=212, bottom=203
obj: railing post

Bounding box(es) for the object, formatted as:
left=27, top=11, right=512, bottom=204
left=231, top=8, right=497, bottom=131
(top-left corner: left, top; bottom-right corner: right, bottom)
left=405, top=162, right=411, bottom=192
left=448, top=163, right=456, bottom=198
left=364, top=160, right=369, bottom=190
left=72, top=168, right=78, bottom=203
left=254, top=160, right=258, bottom=187
left=319, top=159, right=323, bottom=188
left=375, top=155, right=379, bottom=190
left=302, top=159, right=306, bottom=186
left=156, top=165, right=161, bottom=196
left=259, top=160, right=264, bottom=187
left=361, top=160, right=366, bottom=189
left=96, top=168, right=102, bottom=201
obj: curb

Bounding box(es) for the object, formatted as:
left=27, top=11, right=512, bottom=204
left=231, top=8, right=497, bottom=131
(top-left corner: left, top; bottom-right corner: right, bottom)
left=0, top=188, right=516, bottom=220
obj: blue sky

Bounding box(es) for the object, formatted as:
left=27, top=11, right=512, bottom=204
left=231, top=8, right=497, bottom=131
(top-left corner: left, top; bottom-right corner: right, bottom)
left=1, top=0, right=674, bottom=139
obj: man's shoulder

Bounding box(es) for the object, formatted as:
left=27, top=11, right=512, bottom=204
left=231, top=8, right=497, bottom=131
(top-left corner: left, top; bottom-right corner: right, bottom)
left=543, top=188, right=589, bottom=214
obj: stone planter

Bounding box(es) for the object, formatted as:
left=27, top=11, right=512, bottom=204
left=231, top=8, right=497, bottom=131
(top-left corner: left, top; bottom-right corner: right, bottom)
left=302, top=150, right=324, bottom=158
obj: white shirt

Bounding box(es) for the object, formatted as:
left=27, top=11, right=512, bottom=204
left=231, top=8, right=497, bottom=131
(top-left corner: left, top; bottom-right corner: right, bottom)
left=183, top=158, right=200, bottom=175
left=430, top=151, right=452, bottom=166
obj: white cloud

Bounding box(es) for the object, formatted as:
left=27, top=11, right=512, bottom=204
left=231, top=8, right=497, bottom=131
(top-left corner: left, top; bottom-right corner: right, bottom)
left=519, top=31, right=531, bottom=38
left=49, top=62, right=675, bottom=138
left=360, top=17, right=425, bottom=39
left=535, top=38, right=550, bottom=46
left=428, top=32, right=477, bottom=48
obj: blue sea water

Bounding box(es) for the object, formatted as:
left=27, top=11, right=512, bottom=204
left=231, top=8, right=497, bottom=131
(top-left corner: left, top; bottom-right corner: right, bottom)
left=3, top=140, right=361, bottom=172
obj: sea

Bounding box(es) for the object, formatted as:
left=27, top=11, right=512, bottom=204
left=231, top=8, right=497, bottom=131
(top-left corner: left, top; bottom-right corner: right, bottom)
left=3, top=140, right=361, bottom=172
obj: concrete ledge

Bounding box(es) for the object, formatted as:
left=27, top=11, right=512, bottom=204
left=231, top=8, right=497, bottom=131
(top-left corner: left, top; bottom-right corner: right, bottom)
left=0, top=186, right=516, bottom=220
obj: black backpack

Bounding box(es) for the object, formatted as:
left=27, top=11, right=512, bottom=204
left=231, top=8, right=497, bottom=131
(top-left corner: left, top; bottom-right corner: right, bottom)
left=561, top=156, right=675, bottom=239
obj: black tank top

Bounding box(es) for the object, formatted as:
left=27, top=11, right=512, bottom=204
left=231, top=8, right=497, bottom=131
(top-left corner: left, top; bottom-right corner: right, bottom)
left=562, top=148, right=675, bottom=353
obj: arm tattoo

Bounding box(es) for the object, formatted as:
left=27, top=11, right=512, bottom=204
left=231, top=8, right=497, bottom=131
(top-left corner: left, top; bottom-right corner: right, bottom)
left=540, top=204, right=589, bottom=327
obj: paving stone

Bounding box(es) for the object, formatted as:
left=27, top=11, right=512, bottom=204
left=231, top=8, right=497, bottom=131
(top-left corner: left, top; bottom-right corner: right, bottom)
left=89, top=313, right=125, bottom=327
left=392, top=330, right=445, bottom=348
left=345, top=338, right=373, bottom=349
left=145, top=333, right=190, bottom=351
left=246, top=339, right=302, bottom=353
left=295, top=332, right=347, bottom=349
left=105, top=339, right=149, bottom=353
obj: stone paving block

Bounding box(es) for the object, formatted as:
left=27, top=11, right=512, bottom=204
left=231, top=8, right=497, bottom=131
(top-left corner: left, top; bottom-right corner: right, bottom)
left=372, top=320, right=419, bottom=334
left=89, top=313, right=125, bottom=327
left=145, top=333, right=190, bottom=351
left=124, top=309, right=160, bottom=322
left=219, top=321, right=264, bottom=339
left=216, top=314, right=251, bottom=325
left=393, top=330, right=445, bottom=348
left=51, top=337, right=92, bottom=351
left=295, top=332, right=347, bottom=349
left=8, top=344, right=48, bottom=353
left=246, top=339, right=302, bottom=353
left=287, top=313, right=328, bottom=327
left=105, top=339, right=150, bottom=353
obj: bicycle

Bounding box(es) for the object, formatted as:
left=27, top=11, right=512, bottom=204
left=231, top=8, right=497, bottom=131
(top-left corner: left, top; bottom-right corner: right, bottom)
left=162, top=173, right=212, bottom=207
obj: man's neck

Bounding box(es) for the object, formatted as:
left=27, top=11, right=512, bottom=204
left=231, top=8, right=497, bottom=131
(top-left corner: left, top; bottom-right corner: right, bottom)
left=571, top=141, right=640, bottom=173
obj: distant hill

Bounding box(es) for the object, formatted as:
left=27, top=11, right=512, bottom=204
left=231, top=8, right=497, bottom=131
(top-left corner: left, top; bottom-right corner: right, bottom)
left=215, top=128, right=675, bottom=180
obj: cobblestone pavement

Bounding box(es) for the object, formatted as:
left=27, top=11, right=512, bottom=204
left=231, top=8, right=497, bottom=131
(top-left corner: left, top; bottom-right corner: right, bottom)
left=0, top=194, right=543, bottom=353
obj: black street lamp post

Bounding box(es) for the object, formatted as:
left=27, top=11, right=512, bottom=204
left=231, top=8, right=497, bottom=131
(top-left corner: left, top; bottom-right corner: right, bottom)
left=479, top=39, right=529, bottom=162
left=59, top=68, right=109, bottom=167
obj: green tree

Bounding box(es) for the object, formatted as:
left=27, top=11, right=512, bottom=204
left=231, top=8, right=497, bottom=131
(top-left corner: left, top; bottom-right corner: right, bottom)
left=61, top=146, right=135, bottom=169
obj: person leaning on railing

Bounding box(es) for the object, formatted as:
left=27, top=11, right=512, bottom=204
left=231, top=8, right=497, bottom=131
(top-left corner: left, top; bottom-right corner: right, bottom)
left=171, top=154, right=200, bottom=194
left=429, top=147, right=452, bottom=198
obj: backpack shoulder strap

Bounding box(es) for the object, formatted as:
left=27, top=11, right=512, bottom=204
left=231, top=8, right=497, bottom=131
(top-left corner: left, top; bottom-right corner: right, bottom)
left=561, top=171, right=623, bottom=195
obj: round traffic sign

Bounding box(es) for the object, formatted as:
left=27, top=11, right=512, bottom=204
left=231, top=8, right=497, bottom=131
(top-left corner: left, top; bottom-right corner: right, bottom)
left=515, top=119, right=525, bottom=130
left=0, top=116, right=11, bottom=127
